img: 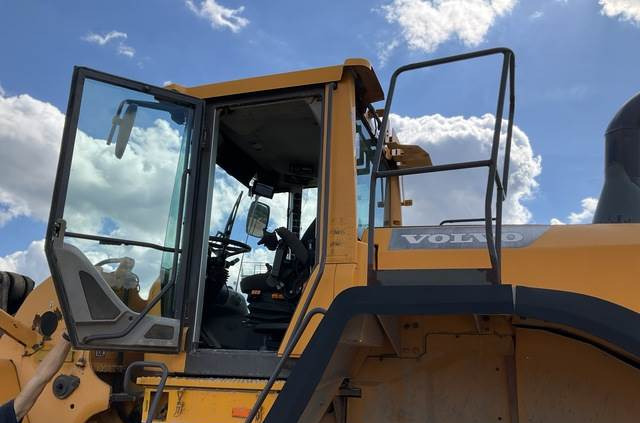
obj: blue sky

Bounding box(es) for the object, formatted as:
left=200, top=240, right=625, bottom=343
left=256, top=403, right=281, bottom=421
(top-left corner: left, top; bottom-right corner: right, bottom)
left=1, top=0, right=640, bottom=281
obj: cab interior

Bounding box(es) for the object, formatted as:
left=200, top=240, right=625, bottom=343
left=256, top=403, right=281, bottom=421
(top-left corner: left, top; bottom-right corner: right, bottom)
left=199, top=92, right=323, bottom=351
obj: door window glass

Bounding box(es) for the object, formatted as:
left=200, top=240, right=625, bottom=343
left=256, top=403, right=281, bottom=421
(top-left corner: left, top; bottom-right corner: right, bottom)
left=355, top=118, right=384, bottom=238
left=63, top=78, right=194, bottom=315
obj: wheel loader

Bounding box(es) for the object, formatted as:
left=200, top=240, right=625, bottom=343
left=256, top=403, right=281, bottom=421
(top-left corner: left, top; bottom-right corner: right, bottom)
left=1, top=47, right=640, bottom=423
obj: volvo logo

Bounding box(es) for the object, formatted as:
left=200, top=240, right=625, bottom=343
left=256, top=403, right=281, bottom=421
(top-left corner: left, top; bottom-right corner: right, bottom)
left=400, top=232, right=525, bottom=245
left=389, top=225, right=548, bottom=250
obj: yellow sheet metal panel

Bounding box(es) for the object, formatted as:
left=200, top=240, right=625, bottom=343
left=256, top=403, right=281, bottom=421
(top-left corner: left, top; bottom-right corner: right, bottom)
left=138, top=377, right=284, bottom=423
left=0, top=308, right=39, bottom=350
left=349, top=333, right=513, bottom=423
left=516, top=328, right=640, bottom=422
left=326, top=73, right=358, bottom=264
left=0, top=359, right=20, bottom=405
left=170, top=58, right=383, bottom=104
left=0, top=279, right=111, bottom=423
left=374, top=224, right=640, bottom=313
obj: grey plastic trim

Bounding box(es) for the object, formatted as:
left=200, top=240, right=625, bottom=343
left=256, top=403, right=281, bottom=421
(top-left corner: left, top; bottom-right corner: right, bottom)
left=51, top=237, right=179, bottom=349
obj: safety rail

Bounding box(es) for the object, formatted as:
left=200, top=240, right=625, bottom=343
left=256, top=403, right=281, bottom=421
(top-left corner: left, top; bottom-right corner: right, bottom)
left=367, top=48, right=516, bottom=284
left=122, top=361, right=169, bottom=423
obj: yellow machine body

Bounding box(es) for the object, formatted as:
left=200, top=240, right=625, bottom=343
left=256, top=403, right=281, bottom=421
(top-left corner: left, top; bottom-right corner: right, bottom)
left=1, top=53, right=639, bottom=423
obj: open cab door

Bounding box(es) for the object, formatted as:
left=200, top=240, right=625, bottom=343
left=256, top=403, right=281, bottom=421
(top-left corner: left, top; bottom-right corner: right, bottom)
left=46, top=67, right=205, bottom=351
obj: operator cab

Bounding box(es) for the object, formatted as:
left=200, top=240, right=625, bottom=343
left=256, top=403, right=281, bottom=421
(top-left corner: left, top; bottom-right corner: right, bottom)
left=44, top=62, right=366, bottom=354
left=199, top=95, right=321, bottom=350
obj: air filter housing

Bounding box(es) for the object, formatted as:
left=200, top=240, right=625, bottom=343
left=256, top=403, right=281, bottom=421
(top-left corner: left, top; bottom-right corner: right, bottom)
left=593, top=92, right=640, bottom=223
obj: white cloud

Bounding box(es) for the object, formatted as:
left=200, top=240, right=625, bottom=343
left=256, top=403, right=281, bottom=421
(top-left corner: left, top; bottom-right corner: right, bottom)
left=117, top=44, right=136, bottom=58
left=599, top=0, right=640, bottom=24
left=0, top=93, right=63, bottom=226
left=65, top=119, right=189, bottom=242
left=389, top=112, right=541, bottom=225
left=82, top=30, right=136, bottom=58
left=551, top=197, right=598, bottom=225
left=82, top=30, right=127, bottom=45
left=0, top=83, right=5, bottom=97
left=0, top=239, right=49, bottom=283
left=530, top=10, right=544, bottom=20
left=377, top=39, right=400, bottom=66
left=186, top=0, right=249, bottom=33
left=381, top=0, right=517, bottom=54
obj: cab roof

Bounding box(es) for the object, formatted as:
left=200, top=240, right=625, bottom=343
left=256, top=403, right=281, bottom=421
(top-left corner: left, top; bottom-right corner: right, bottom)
left=167, top=58, right=384, bottom=106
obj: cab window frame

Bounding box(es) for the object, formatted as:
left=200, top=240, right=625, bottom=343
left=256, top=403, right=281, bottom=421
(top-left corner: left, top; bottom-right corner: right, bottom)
left=184, top=85, right=326, bottom=354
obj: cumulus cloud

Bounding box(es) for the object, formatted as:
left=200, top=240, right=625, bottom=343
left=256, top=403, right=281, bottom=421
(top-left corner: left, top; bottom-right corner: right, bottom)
left=0, top=239, right=49, bottom=283
left=82, top=30, right=136, bottom=58
left=380, top=0, right=517, bottom=58
left=186, top=0, right=249, bottom=32
left=0, top=83, right=5, bottom=97
left=599, top=0, right=640, bottom=24
left=389, top=112, right=541, bottom=225
left=0, top=93, right=63, bottom=226
left=550, top=197, right=598, bottom=225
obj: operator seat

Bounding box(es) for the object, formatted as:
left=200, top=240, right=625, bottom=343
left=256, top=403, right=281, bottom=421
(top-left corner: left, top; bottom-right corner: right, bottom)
left=239, top=220, right=315, bottom=349
left=240, top=220, right=316, bottom=295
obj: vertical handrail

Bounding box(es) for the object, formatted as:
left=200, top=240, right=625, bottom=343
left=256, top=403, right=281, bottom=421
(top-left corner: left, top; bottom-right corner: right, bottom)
left=367, top=48, right=515, bottom=284
left=484, top=51, right=510, bottom=283
left=123, top=361, right=169, bottom=423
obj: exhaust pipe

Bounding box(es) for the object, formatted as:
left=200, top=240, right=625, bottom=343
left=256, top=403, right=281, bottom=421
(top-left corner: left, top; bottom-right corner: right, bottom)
left=593, top=92, right=640, bottom=223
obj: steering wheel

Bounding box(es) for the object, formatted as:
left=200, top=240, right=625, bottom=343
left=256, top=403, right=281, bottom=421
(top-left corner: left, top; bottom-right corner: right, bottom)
left=208, top=235, right=251, bottom=257
left=207, top=191, right=251, bottom=259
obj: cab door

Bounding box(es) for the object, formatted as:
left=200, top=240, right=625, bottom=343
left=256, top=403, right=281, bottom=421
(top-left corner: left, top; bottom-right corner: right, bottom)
left=45, top=67, right=205, bottom=351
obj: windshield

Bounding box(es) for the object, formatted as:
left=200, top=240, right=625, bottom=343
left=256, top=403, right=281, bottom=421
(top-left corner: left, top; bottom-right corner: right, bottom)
left=208, top=165, right=317, bottom=287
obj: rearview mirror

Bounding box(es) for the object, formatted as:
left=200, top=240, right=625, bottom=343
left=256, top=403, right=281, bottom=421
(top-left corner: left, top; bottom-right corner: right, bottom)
left=107, top=101, right=138, bottom=159
left=246, top=200, right=270, bottom=238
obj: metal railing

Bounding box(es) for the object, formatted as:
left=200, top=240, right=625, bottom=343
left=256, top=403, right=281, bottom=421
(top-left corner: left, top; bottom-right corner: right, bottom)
left=367, top=48, right=516, bottom=284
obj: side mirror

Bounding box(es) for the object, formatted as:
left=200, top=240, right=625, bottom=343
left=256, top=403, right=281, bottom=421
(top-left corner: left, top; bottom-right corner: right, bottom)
left=246, top=200, right=270, bottom=238
left=107, top=101, right=138, bottom=159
